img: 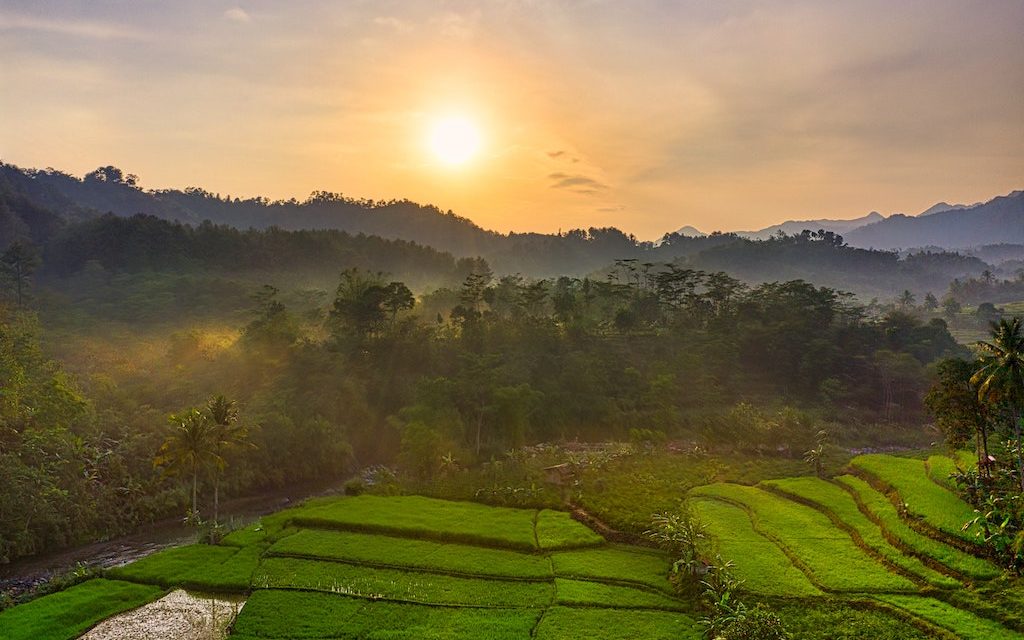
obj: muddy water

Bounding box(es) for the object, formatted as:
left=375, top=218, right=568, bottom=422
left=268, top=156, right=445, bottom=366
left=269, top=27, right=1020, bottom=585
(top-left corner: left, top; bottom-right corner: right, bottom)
left=79, top=590, right=245, bottom=640
left=0, top=480, right=342, bottom=596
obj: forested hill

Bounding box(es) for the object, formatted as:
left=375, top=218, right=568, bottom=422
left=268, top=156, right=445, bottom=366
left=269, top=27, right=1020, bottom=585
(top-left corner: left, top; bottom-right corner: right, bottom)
left=1, top=163, right=503, bottom=258
left=0, top=163, right=995, bottom=298
left=845, top=190, right=1024, bottom=250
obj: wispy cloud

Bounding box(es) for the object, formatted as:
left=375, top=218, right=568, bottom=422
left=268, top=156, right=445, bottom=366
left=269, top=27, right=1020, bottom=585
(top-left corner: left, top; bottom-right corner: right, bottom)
left=0, top=12, right=146, bottom=40
left=373, top=16, right=414, bottom=33
left=549, top=172, right=607, bottom=195
left=223, top=7, right=251, bottom=23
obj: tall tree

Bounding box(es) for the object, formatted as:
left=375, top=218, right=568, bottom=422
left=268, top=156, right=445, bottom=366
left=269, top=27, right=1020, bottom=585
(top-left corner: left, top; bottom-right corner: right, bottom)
left=1, top=242, right=39, bottom=307
left=154, top=408, right=219, bottom=522
left=205, top=395, right=251, bottom=525
left=926, top=358, right=992, bottom=477
left=971, top=317, right=1024, bottom=490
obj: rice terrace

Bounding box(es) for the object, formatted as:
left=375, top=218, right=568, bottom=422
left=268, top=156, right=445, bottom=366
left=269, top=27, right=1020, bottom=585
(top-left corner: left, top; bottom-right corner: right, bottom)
left=3, top=450, right=1023, bottom=639
left=3, top=1, right=1024, bottom=638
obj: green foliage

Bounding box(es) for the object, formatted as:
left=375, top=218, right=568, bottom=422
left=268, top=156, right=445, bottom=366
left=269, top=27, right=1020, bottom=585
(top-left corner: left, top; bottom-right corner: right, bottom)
left=926, top=455, right=962, bottom=490
left=533, top=606, right=701, bottom=640
left=691, top=483, right=917, bottom=592
left=268, top=529, right=552, bottom=579
left=644, top=505, right=711, bottom=586
left=232, top=589, right=543, bottom=639
left=763, top=476, right=960, bottom=588
left=718, top=604, right=792, bottom=640
left=872, top=594, right=1023, bottom=640
left=282, top=495, right=541, bottom=550
left=535, top=509, right=606, bottom=549
left=689, top=498, right=821, bottom=597
left=254, top=556, right=554, bottom=606
left=834, top=475, right=1001, bottom=580
left=771, top=599, right=932, bottom=640
left=550, top=545, right=674, bottom=592
left=106, top=543, right=260, bottom=592
left=0, top=579, right=162, bottom=640
left=850, top=454, right=983, bottom=543
left=576, top=451, right=813, bottom=535
left=553, top=578, right=684, bottom=610
left=926, top=358, right=992, bottom=453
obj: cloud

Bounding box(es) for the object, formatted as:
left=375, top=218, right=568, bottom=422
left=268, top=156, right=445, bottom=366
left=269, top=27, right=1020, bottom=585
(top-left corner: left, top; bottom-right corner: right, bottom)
left=0, top=12, right=145, bottom=40
left=549, top=172, right=608, bottom=194
left=373, top=16, right=414, bottom=33
left=547, top=150, right=566, bottom=158
left=223, top=7, right=250, bottom=23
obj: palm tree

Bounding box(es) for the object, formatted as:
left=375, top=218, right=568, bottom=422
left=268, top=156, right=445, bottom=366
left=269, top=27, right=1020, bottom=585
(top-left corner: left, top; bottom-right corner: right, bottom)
left=972, top=317, right=1024, bottom=491
left=897, top=290, right=916, bottom=309
left=205, top=395, right=251, bottom=525
left=154, top=408, right=219, bottom=521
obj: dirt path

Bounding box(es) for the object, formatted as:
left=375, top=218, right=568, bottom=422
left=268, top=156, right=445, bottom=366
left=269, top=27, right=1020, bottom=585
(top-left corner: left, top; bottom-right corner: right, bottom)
left=79, top=590, right=245, bottom=640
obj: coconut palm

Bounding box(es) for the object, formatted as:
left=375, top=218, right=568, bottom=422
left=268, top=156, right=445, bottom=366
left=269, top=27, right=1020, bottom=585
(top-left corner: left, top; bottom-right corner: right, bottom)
left=154, top=408, right=220, bottom=521
left=205, top=395, right=251, bottom=525
left=972, top=317, right=1024, bottom=490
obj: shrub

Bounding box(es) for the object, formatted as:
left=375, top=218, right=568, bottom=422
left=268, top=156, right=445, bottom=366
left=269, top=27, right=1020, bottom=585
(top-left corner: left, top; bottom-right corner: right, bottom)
left=343, top=477, right=366, bottom=496
left=719, top=604, right=791, bottom=640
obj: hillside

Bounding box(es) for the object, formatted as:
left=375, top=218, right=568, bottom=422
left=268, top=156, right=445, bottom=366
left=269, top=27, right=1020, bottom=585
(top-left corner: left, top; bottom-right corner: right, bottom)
left=0, top=162, right=1004, bottom=297
left=846, top=191, right=1024, bottom=250
left=3, top=455, right=1022, bottom=639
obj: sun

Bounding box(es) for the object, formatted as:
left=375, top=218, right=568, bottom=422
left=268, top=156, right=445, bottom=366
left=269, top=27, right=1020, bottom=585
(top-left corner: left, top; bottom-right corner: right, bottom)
left=428, top=116, right=482, bottom=166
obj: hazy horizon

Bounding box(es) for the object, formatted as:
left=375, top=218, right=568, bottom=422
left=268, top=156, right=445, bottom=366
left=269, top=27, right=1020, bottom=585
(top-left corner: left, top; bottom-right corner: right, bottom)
left=3, top=1, right=1023, bottom=238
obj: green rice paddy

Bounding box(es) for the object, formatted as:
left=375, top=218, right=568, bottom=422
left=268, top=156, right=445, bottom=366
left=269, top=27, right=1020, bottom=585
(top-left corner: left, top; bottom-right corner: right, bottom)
left=4, top=453, right=1020, bottom=638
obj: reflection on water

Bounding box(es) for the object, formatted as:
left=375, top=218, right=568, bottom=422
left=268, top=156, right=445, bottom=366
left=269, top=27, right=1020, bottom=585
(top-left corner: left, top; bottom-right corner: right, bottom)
left=78, top=590, right=246, bottom=640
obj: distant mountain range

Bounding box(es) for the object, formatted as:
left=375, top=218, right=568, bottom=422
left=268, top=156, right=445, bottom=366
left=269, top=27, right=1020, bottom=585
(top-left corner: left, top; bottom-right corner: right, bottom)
left=672, top=191, right=1023, bottom=250
left=733, top=211, right=885, bottom=241
left=845, top=190, right=1024, bottom=250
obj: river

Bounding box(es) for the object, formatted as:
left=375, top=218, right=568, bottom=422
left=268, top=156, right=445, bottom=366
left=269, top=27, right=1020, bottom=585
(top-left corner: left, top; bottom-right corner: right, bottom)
left=0, top=480, right=343, bottom=597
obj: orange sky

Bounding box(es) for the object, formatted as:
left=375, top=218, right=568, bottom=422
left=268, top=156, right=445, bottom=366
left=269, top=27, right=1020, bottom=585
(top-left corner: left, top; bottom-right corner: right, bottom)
left=2, top=1, right=1022, bottom=239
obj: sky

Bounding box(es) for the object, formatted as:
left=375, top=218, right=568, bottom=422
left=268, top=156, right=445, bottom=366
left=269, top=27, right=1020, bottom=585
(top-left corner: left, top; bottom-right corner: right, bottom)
left=1, top=1, right=1022, bottom=239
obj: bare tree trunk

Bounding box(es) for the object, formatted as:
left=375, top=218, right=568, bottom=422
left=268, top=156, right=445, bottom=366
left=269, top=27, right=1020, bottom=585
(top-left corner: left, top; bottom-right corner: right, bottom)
left=475, top=409, right=483, bottom=457
left=978, top=421, right=987, bottom=477
left=213, top=474, right=220, bottom=525
left=1015, top=408, right=1023, bottom=492
left=192, top=465, right=198, bottom=517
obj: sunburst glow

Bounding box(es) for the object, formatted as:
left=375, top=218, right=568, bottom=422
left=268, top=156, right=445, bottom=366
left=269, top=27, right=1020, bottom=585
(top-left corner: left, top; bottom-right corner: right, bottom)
left=428, top=116, right=482, bottom=166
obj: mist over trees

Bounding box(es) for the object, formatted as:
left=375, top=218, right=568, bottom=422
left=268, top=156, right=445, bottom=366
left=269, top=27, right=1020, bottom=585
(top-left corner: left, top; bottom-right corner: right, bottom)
left=0, top=163, right=1000, bottom=299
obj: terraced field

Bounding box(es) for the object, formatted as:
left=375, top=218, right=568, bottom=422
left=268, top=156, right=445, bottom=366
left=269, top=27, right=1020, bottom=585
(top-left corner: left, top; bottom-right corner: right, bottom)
left=691, top=453, right=1022, bottom=639
left=4, top=455, right=1021, bottom=639
left=1, top=495, right=698, bottom=640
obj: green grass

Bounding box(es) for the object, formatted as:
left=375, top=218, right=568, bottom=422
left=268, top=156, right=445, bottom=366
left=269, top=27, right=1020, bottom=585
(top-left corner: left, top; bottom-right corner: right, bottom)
left=282, top=494, right=540, bottom=550
left=835, top=475, right=1001, bottom=580
left=763, top=477, right=960, bottom=589
left=850, top=454, right=982, bottom=544
left=873, top=594, right=1022, bottom=640
left=690, top=496, right=821, bottom=597
left=106, top=543, right=260, bottom=592
left=231, top=588, right=543, bottom=639
left=220, top=520, right=297, bottom=548
left=0, top=579, right=164, bottom=640
left=533, top=606, right=700, bottom=640
left=268, top=528, right=552, bottom=579
left=691, top=483, right=917, bottom=593
left=550, top=545, right=673, bottom=592
left=926, top=455, right=963, bottom=490
left=535, top=509, right=606, bottom=549
left=253, top=556, right=554, bottom=607
left=554, top=578, right=684, bottom=610
left=771, top=598, right=933, bottom=640
left=576, top=452, right=814, bottom=534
